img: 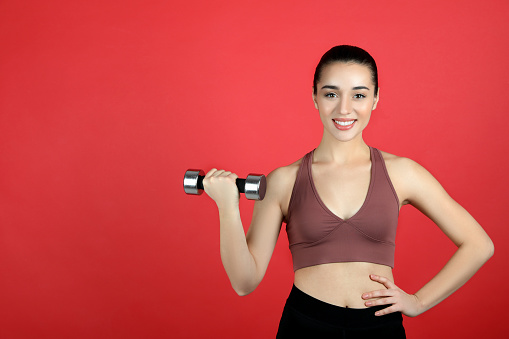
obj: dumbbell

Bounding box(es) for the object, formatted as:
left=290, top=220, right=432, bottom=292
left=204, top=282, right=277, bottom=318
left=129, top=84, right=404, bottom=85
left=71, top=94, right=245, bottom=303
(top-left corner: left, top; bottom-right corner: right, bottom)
left=183, top=169, right=266, bottom=200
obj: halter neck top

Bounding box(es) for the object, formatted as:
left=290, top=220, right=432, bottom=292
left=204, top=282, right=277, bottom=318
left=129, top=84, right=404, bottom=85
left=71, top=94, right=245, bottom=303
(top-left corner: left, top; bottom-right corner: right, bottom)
left=285, top=147, right=399, bottom=271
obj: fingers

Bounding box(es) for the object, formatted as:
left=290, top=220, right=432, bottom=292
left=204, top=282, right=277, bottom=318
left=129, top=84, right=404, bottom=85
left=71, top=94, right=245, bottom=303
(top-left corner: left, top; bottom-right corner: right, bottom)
left=204, top=168, right=238, bottom=179
left=374, top=305, right=399, bottom=317
left=369, top=274, right=395, bottom=289
left=203, top=168, right=238, bottom=191
left=362, top=275, right=396, bottom=301
left=202, top=169, right=240, bottom=208
left=362, top=274, right=400, bottom=314
left=204, top=168, right=216, bottom=178
left=361, top=274, right=421, bottom=317
left=362, top=289, right=395, bottom=301
left=205, top=168, right=226, bottom=178
left=363, top=292, right=401, bottom=316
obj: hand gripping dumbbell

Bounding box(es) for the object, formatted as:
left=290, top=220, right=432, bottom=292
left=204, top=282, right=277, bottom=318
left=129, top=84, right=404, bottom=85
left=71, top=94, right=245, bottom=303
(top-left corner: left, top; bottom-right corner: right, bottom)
left=183, top=169, right=266, bottom=200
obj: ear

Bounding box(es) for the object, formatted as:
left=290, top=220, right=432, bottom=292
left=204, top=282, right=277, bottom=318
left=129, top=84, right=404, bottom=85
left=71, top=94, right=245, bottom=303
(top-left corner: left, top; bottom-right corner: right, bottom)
left=312, top=88, right=318, bottom=109
left=372, top=87, right=380, bottom=110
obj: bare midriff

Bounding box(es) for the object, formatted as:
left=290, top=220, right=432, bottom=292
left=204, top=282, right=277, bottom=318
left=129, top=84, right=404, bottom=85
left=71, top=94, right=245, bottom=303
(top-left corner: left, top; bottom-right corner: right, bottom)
left=294, top=262, right=393, bottom=308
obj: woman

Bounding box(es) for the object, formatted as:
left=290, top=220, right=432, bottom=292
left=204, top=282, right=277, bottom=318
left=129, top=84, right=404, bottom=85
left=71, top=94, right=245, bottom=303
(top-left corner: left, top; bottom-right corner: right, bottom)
left=202, top=45, right=494, bottom=338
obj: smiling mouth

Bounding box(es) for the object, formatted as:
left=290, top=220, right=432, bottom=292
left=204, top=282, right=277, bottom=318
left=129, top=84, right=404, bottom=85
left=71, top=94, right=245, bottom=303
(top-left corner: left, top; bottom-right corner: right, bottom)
left=333, top=119, right=356, bottom=126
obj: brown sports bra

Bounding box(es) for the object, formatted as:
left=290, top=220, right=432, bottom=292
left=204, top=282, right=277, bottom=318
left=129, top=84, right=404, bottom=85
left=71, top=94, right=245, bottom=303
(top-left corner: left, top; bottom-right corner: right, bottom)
left=285, top=147, right=399, bottom=271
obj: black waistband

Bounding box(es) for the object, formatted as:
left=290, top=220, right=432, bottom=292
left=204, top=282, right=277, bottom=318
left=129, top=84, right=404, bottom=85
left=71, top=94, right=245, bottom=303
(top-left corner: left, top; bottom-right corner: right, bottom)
left=285, top=285, right=403, bottom=330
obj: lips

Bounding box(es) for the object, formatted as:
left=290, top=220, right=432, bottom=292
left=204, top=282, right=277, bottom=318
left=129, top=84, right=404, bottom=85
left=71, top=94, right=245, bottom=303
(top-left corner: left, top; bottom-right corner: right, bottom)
left=333, top=119, right=356, bottom=130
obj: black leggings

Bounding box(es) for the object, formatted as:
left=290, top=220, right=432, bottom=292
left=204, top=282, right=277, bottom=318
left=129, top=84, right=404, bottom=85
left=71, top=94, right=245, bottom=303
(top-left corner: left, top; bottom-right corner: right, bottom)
left=276, top=285, right=406, bottom=339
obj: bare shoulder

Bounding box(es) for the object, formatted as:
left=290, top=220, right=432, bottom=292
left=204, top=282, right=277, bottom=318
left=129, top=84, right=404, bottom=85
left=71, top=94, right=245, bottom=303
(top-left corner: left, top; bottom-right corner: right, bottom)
left=263, top=156, right=303, bottom=215
left=378, top=149, right=434, bottom=205
left=269, top=157, right=302, bottom=181
left=378, top=150, right=423, bottom=177
left=266, top=157, right=302, bottom=195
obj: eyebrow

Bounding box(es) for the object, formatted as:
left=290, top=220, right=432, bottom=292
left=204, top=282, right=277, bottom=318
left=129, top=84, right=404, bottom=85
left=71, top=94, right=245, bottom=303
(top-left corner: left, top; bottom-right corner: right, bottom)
left=320, top=85, right=370, bottom=91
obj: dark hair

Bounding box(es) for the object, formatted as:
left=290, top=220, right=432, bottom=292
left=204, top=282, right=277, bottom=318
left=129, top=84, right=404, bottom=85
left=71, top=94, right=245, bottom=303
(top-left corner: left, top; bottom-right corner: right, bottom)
left=313, top=45, right=378, bottom=96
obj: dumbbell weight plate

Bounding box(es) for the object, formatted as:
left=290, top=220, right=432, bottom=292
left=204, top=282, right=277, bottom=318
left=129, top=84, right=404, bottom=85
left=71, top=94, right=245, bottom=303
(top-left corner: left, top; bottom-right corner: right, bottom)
left=183, top=169, right=205, bottom=195
left=245, top=174, right=266, bottom=200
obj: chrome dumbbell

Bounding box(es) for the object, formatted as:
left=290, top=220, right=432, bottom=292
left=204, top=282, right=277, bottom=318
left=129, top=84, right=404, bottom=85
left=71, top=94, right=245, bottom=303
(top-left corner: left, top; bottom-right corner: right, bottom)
left=183, top=169, right=266, bottom=200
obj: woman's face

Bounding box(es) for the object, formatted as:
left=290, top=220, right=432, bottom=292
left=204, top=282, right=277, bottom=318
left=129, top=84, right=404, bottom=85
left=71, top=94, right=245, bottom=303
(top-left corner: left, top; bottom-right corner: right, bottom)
left=313, top=62, right=379, bottom=143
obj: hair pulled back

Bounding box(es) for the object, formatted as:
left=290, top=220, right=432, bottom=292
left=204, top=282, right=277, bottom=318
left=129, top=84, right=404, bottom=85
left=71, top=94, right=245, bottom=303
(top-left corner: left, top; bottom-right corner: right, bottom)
left=313, top=45, right=378, bottom=96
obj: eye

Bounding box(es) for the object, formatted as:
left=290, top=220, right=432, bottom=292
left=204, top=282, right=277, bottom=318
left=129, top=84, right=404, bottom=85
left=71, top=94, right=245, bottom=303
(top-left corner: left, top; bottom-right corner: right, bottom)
left=324, top=92, right=337, bottom=98
left=353, top=93, right=366, bottom=99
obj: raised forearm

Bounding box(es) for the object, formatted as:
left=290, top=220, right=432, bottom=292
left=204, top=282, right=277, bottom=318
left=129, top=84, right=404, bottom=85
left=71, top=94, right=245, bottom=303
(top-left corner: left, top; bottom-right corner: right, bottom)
left=218, top=206, right=259, bottom=296
left=203, top=168, right=284, bottom=296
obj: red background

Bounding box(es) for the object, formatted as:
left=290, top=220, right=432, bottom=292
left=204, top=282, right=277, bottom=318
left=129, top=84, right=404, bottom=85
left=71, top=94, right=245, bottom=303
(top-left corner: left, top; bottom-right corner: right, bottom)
left=1, top=0, right=507, bottom=338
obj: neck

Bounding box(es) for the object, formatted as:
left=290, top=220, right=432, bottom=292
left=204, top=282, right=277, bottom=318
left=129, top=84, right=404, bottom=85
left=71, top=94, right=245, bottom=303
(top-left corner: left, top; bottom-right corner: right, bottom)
left=314, top=132, right=369, bottom=165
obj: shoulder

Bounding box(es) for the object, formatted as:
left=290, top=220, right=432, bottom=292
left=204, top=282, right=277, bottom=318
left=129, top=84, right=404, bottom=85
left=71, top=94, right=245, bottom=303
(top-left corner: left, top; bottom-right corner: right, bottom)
left=376, top=149, right=437, bottom=205
left=267, top=157, right=303, bottom=190
left=262, top=155, right=305, bottom=211
left=378, top=149, right=426, bottom=178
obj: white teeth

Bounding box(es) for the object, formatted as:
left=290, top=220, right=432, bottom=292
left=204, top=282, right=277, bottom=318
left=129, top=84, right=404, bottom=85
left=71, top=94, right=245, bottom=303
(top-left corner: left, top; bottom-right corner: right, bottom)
left=334, top=120, right=355, bottom=126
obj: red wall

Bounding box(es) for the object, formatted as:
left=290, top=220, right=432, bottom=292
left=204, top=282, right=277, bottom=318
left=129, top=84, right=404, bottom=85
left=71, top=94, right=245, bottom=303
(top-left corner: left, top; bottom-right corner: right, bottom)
left=1, top=1, right=507, bottom=338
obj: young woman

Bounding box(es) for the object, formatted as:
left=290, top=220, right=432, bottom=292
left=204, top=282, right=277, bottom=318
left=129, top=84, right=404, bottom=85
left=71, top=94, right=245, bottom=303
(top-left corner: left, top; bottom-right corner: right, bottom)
left=202, top=45, right=494, bottom=338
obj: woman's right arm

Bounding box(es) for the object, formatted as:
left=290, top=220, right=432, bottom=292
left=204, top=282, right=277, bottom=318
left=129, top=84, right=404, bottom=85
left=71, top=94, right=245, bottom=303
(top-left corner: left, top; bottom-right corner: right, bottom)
left=203, top=166, right=292, bottom=296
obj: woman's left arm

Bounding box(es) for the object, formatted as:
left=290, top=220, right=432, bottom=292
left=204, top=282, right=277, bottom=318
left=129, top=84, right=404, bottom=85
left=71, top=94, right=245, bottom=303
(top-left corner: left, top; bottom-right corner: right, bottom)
left=363, top=157, right=494, bottom=317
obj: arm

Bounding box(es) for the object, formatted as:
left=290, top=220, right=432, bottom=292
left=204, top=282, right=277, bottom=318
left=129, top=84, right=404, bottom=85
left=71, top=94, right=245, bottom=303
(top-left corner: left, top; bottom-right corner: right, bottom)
left=203, top=166, right=291, bottom=296
left=363, top=158, right=494, bottom=316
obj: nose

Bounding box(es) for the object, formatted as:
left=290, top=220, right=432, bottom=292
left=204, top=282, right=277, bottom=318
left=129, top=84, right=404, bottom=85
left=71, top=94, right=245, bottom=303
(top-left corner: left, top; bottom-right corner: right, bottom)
left=339, top=96, right=352, bottom=115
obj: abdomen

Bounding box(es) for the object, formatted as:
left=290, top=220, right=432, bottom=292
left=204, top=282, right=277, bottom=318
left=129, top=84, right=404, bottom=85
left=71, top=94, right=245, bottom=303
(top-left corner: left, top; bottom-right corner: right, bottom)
left=293, top=262, right=394, bottom=308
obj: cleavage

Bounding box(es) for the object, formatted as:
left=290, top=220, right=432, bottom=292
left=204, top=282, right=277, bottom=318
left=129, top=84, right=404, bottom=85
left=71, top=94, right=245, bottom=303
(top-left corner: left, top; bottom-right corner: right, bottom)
left=311, top=161, right=372, bottom=221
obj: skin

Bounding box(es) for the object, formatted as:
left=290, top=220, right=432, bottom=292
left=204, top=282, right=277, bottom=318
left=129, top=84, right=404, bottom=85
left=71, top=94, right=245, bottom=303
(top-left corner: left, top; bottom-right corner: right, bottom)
left=203, top=62, right=494, bottom=317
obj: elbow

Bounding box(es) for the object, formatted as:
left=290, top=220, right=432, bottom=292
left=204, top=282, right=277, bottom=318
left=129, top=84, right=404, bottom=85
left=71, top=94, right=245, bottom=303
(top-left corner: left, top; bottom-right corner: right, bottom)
left=235, top=288, right=253, bottom=297
left=225, top=261, right=262, bottom=296
left=461, top=233, right=494, bottom=263
left=231, top=280, right=258, bottom=297
left=233, top=285, right=255, bottom=297
left=485, top=238, right=495, bottom=260
left=475, top=236, right=494, bottom=263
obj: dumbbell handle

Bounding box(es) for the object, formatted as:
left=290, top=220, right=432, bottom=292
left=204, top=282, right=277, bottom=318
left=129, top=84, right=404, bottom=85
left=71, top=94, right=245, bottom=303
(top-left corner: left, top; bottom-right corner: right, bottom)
left=195, top=176, right=249, bottom=194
